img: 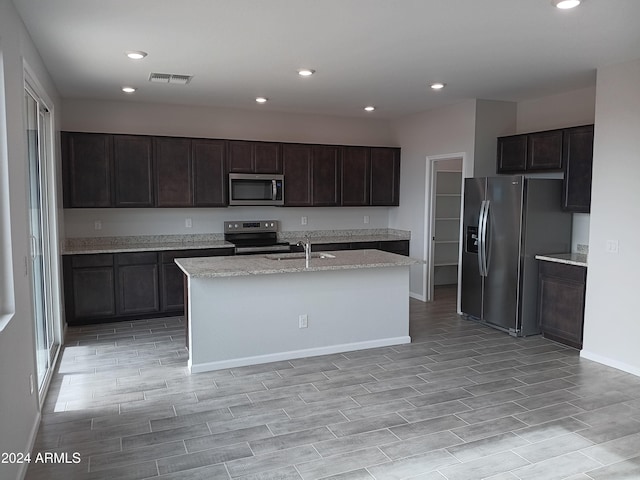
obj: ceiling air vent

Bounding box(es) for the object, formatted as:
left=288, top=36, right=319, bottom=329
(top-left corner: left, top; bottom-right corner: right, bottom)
left=148, top=72, right=193, bottom=85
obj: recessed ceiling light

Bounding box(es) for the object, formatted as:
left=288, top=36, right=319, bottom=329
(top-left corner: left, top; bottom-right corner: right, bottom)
left=121, top=86, right=136, bottom=93
left=364, top=106, right=375, bottom=112
left=430, top=83, right=446, bottom=90
left=552, top=0, right=581, bottom=8
left=126, top=51, right=147, bottom=60
left=255, top=97, right=268, bottom=104
left=297, top=69, right=315, bottom=77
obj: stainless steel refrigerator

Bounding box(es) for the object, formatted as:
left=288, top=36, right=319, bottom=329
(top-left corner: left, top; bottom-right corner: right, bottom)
left=461, top=176, right=572, bottom=336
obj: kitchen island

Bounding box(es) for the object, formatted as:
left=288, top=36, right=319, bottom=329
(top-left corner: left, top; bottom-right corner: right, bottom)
left=176, top=250, right=417, bottom=373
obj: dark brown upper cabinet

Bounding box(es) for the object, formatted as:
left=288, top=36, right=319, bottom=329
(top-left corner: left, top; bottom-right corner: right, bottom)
left=311, top=145, right=341, bottom=206
left=370, top=147, right=400, bottom=206
left=113, top=135, right=154, bottom=207
left=496, top=134, right=528, bottom=173
left=562, top=125, right=594, bottom=213
left=154, top=137, right=192, bottom=207
left=527, top=129, right=563, bottom=171
left=341, top=146, right=370, bottom=206
left=192, top=139, right=227, bottom=207
left=228, top=140, right=281, bottom=173
left=62, top=132, right=113, bottom=208
left=282, top=144, right=312, bottom=206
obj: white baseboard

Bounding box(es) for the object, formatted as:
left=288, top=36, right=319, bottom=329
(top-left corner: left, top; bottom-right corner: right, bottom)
left=580, top=350, right=640, bottom=378
left=18, top=410, right=42, bottom=480
left=409, top=292, right=426, bottom=302
left=189, top=336, right=411, bottom=374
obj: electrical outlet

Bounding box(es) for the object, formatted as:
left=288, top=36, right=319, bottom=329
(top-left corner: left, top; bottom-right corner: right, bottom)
left=94, top=220, right=102, bottom=231
left=576, top=244, right=589, bottom=254
left=364, top=215, right=370, bottom=224
left=606, top=239, right=619, bottom=254
left=298, top=314, right=308, bottom=328
left=185, top=218, right=192, bottom=228
left=301, top=216, right=308, bottom=226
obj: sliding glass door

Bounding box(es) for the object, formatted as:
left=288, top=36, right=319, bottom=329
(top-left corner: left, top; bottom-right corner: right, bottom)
left=25, top=85, right=58, bottom=392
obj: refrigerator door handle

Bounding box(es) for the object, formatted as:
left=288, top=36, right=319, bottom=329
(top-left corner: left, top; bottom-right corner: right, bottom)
left=477, top=200, right=487, bottom=276
left=480, top=200, right=490, bottom=276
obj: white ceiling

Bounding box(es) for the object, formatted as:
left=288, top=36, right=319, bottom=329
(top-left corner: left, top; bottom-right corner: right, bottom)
left=13, top=0, right=640, bottom=119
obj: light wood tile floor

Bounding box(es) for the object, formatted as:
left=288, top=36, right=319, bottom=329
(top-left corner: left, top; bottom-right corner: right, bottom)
left=26, top=286, right=640, bottom=479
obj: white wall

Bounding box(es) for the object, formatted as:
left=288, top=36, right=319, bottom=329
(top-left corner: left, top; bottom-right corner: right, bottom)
left=473, top=100, right=517, bottom=178
left=64, top=207, right=392, bottom=238
left=516, top=86, right=597, bottom=252
left=389, top=100, right=477, bottom=298
left=61, top=99, right=399, bottom=238
left=516, top=86, right=597, bottom=133
left=581, top=58, right=640, bottom=376
left=0, top=0, right=62, bottom=478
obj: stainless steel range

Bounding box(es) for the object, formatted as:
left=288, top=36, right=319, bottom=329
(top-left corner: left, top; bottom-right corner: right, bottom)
left=224, top=220, right=292, bottom=255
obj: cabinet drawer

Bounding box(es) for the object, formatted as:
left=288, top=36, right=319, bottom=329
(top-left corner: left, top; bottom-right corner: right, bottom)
left=117, top=252, right=158, bottom=265
left=351, top=241, right=379, bottom=250
left=539, top=261, right=586, bottom=283
left=71, top=254, right=114, bottom=268
left=379, top=240, right=410, bottom=256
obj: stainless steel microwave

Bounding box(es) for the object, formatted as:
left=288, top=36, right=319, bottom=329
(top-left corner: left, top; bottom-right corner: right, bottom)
left=228, top=173, right=284, bottom=206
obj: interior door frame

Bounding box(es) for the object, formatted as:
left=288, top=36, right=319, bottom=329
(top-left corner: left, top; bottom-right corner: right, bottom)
left=423, top=153, right=466, bottom=303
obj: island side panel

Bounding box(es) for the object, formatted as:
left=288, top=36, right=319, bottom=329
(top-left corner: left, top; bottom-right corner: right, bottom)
left=187, top=266, right=410, bottom=373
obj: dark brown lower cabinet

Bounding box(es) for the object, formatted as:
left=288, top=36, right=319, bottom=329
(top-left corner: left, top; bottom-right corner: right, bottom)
left=67, top=255, right=116, bottom=319
left=537, top=260, right=587, bottom=349
left=64, top=247, right=233, bottom=325
left=160, top=248, right=234, bottom=313
left=117, top=253, right=159, bottom=316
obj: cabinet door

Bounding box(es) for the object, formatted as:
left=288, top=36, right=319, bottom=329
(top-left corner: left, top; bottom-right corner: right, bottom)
left=379, top=240, right=410, bottom=256
left=563, top=125, right=594, bottom=213
left=527, top=130, right=563, bottom=171
left=113, top=135, right=154, bottom=207
left=254, top=142, right=281, bottom=173
left=312, top=145, right=340, bottom=206
left=538, top=261, right=586, bottom=349
left=228, top=141, right=254, bottom=173
left=370, top=147, right=400, bottom=206
left=228, top=141, right=281, bottom=173
left=161, top=263, right=185, bottom=312
left=341, top=146, right=370, bottom=206
left=496, top=135, right=527, bottom=173
left=71, top=267, right=116, bottom=319
left=283, top=144, right=312, bottom=206
left=193, top=139, right=227, bottom=207
left=117, top=257, right=160, bottom=315
left=154, top=137, right=192, bottom=207
left=62, top=132, right=113, bottom=207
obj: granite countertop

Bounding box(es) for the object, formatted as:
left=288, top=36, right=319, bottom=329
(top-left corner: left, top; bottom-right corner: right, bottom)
left=535, top=253, right=588, bottom=267
left=62, top=229, right=411, bottom=255
left=62, top=235, right=232, bottom=255
left=176, top=249, right=418, bottom=278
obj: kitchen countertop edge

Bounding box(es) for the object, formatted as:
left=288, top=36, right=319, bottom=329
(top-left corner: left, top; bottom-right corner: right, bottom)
left=176, top=249, right=418, bottom=278
left=535, top=253, right=588, bottom=268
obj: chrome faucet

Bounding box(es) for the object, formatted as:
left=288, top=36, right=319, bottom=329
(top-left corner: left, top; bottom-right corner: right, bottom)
left=296, top=237, right=311, bottom=268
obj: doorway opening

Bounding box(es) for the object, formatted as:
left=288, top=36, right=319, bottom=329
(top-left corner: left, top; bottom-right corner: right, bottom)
left=425, top=154, right=463, bottom=302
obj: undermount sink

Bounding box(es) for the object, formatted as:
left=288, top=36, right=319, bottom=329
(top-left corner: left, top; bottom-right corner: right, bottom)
left=265, top=252, right=336, bottom=261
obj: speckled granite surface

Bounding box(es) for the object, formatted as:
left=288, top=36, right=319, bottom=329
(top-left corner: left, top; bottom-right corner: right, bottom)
left=175, top=249, right=418, bottom=278
left=62, top=229, right=411, bottom=255
left=63, top=234, right=231, bottom=255
left=535, top=253, right=588, bottom=267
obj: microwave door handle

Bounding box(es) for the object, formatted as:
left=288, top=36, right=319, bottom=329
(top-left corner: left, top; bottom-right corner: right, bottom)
left=272, top=180, right=277, bottom=201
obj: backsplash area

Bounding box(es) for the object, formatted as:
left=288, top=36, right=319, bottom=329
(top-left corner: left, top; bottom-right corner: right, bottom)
left=63, top=206, right=393, bottom=238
